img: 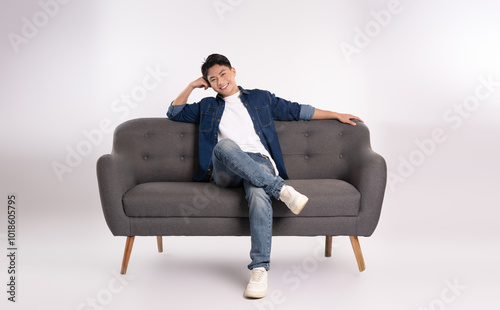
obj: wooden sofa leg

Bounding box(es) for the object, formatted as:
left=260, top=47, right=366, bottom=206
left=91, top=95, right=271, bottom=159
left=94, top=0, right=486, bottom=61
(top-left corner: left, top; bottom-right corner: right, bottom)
left=120, top=236, right=135, bottom=275
left=349, top=236, right=366, bottom=272
left=325, top=236, right=332, bottom=257
left=157, top=236, right=163, bottom=253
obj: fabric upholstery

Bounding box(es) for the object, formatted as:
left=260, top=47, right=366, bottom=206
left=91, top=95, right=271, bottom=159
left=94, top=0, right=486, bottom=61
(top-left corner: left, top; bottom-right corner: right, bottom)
left=96, top=118, right=387, bottom=237
left=122, top=179, right=360, bottom=218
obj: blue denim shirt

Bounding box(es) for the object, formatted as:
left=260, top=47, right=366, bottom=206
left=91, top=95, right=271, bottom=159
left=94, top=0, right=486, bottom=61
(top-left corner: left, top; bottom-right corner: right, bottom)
left=167, top=86, right=315, bottom=181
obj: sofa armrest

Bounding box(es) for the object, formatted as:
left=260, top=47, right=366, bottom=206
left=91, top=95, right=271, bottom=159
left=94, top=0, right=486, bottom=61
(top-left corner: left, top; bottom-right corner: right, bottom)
left=346, top=147, right=387, bottom=237
left=96, top=154, right=137, bottom=236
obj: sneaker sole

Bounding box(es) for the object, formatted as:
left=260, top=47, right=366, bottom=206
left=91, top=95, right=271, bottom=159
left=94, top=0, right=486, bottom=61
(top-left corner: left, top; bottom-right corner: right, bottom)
left=244, top=288, right=268, bottom=299
left=292, top=196, right=308, bottom=215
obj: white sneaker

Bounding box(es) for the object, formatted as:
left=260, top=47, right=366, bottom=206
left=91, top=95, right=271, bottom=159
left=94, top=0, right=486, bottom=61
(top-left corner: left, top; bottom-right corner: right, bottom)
left=244, top=267, right=268, bottom=299
left=279, top=185, right=308, bottom=215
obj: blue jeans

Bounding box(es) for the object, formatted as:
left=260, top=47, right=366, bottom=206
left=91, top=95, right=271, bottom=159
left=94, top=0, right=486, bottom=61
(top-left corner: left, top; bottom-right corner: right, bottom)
left=211, top=139, right=285, bottom=270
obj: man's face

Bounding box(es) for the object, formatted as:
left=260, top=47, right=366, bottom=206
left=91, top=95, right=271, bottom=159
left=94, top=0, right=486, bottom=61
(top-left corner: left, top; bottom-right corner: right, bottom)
left=206, top=64, right=238, bottom=97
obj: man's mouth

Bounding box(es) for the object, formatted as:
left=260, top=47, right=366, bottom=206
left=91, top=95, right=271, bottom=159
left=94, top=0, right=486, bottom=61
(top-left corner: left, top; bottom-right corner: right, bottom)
left=220, top=83, right=228, bottom=90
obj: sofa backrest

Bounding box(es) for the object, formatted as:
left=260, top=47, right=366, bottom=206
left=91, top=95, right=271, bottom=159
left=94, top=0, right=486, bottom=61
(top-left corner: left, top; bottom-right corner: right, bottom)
left=111, top=118, right=371, bottom=183
left=275, top=119, right=370, bottom=180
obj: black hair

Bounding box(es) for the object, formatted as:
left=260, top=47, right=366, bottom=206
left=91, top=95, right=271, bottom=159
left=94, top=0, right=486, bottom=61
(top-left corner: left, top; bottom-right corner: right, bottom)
left=201, top=54, right=232, bottom=82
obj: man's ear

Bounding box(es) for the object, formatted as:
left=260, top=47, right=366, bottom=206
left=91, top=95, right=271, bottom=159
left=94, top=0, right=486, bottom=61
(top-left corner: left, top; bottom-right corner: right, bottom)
left=231, top=67, right=236, bottom=76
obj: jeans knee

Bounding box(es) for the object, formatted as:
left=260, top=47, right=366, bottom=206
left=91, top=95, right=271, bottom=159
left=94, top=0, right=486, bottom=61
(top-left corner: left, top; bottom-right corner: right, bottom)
left=213, top=138, right=238, bottom=157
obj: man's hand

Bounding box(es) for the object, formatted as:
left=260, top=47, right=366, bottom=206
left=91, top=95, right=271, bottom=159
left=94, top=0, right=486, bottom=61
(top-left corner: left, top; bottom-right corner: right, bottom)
left=336, top=113, right=364, bottom=126
left=189, top=77, right=210, bottom=90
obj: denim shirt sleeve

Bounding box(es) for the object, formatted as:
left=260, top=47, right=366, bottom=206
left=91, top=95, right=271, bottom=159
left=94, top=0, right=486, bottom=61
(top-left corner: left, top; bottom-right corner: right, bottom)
left=166, top=101, right=200, bottom=123
left=267, top=91, right=315, bottom=121
left=167, top=102, right=185, bottom=117
left=299, top=104, right=315, bottom=120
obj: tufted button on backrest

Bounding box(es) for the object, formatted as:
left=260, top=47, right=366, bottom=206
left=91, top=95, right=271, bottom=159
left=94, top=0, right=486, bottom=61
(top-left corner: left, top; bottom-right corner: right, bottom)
left=113, top=118, right=199, bottom=183
left=112, top=118, right=369, bottom=183
left=275, top=119, right=369, bottom=180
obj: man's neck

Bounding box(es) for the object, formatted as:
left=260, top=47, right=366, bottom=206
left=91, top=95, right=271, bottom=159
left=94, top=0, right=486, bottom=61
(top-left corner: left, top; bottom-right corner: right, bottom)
left=223, top=91, right=241, bottom=101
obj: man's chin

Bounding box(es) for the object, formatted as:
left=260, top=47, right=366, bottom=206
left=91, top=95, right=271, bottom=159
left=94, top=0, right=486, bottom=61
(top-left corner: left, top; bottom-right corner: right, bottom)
left=218, top=87, right=238, bottom=97
left=216, top=91, right=228, bottom=97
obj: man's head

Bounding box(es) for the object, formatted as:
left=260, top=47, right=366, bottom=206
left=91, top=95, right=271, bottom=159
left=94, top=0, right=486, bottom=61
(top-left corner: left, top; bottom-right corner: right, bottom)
left=202, top=54, right=239, bottom=97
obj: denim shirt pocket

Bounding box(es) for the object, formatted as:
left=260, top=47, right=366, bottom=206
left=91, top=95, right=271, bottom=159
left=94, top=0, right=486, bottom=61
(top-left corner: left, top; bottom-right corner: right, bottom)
left=200, top=112, right=216, bottom=132
left=255, top=106, right=272, bottom=127
left=200, top=104, right=219, bottom=132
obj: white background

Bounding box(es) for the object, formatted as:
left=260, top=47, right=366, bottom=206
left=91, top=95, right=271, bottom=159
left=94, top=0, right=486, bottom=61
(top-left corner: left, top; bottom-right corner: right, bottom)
left=1, top=0, right=499, bottom=309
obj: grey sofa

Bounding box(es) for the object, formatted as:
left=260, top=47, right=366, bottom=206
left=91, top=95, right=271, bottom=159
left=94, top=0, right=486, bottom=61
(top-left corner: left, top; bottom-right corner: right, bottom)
left=96, top=118, right=387, bottom=274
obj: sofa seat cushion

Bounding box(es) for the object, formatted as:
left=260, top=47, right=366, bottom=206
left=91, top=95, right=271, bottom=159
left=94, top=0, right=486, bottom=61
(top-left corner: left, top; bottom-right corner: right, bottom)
left=122, top=179, right=360, bottom=218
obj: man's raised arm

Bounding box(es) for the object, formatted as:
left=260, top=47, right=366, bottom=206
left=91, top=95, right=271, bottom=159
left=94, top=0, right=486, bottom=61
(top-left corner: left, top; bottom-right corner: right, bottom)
left=172, top=77, right=210, bottom=106
left=167, top=77, right=210, bottom=122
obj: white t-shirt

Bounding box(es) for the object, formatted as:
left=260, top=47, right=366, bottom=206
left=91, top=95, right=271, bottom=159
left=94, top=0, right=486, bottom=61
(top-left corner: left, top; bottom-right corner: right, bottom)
left=218, top=91, right=278, bottom=175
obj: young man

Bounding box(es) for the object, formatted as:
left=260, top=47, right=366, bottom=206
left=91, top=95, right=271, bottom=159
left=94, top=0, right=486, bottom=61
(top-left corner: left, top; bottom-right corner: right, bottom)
left=167, top=54, right=362, bottom=299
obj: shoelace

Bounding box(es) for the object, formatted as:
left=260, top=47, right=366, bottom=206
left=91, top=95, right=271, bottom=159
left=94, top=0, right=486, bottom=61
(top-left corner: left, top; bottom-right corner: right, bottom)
left=250, top=269, right=265, bottom=283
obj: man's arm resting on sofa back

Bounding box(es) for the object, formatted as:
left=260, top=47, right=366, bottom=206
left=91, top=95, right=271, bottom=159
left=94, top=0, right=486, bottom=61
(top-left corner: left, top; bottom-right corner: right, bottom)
left=311, top=108, right=364, bottom=126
